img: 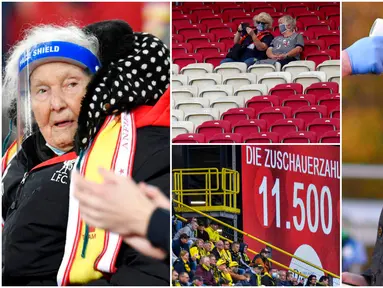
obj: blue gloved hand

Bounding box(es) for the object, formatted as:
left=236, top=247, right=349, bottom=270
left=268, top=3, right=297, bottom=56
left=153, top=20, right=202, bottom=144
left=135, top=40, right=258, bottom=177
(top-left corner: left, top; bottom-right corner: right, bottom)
left=346, top=36, right=383, bottom=74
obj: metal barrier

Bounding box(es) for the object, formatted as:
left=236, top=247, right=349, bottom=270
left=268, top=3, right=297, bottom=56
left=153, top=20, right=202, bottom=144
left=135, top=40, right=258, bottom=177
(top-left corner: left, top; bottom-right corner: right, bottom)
left=173, top=199, right=340, bottom=280
left=173, top=168, right=240, bottom=214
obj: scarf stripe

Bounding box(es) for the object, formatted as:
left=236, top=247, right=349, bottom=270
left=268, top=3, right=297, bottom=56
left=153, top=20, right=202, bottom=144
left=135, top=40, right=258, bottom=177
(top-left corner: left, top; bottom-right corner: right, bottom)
left=57, top=113, right=136, bottom=285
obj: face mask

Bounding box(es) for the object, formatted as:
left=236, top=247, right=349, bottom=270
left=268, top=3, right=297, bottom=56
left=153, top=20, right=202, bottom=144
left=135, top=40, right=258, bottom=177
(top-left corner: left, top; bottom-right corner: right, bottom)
left=272, top=272, right=278, bottom=278
left=279, top=24, right=287, bottom=34
left=256, top=23, right=265, bottom=31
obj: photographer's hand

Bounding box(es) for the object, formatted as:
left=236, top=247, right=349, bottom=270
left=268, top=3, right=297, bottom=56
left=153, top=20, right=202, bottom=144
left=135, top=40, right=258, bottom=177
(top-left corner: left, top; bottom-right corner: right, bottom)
left=246, top=27, right=255, bottom=37
left=238, top=24, right=242, bottom=32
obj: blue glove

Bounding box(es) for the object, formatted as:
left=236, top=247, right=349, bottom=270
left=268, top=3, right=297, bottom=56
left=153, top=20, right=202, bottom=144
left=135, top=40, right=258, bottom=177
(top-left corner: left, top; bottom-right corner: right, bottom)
left=346, top=36, right=383, bottom=74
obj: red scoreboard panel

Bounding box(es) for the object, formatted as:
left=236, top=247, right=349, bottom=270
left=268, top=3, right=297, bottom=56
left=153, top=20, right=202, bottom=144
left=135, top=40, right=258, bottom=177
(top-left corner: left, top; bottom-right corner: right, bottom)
left=242, top=145, right=340, bottom=281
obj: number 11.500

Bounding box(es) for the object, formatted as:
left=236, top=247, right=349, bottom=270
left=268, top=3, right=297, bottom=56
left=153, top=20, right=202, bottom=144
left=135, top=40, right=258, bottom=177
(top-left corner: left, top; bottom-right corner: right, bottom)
left=259, top=176, right=333, bottom=235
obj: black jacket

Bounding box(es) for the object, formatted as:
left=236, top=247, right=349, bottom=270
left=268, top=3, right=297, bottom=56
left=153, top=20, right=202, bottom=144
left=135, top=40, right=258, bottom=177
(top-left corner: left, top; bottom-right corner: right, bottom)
left=2, top=125, right=170, bottom=286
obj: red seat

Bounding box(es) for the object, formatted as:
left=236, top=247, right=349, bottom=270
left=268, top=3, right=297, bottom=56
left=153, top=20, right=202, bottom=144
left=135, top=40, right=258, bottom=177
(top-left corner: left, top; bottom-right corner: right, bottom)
left=294, top=105, right=328, bottom=125
left=296, top=11, right=324, bottom=23
left=173, top=15, right=192, bottom=26
left=173, top=43, right=193, bottom=54
left=207, top=23, right=237, bottom=34
left=245, top=96, right=280, bottom=114
left=196, top=120, right=232, bottom=142
left=173, top=53, right=204, bottom=69
left=194, top=42, right=226, bottom=54
left=317, top=3, right=340, bottom=18
left=218, top=37, right=236, bottom=49
left=177, top=24, right=207, bottom=38
left=319, top=130, right=340, bottom=143
left=281, top=131, right=317, bottom=143
left=257, top=106, right=292, bottom=126
left=172, top=34, right=184, bottom=44
left=316, top=30, right=339, bottom=42
left=307, top=118, right=340, bottom=139
left=203, top=52, right=227, bottom=67
left=222, top=9, right=247, bottom=22
left=282, top=94, right=316, bottom=113
left=269, top=118, right=305, bottom=138
left=269, top=83, right=303, bottom=100
left=186, top=34, right=216, bottom=45
left=172, top=133, right=206, bottom=143
left=221, top=108, right=256, bottom=126
left=302, top=40, right=326, bottom=59
left=173, top=10, right=184, bottom=18
left=209, top=133, right=243, bottom=143
left=252, top=6, right=276, bottom=14
left=330, top=106, right=340, bottom=119
left=298, top=30, right=315, bottom=40
left=244, top=132, right=279, bottom=143
left=232, top=119, right=268, bottom=136
left=192, top=9, right=215, bottom=21
left=329, top=43, right=340, bottom=58
left=306, top=21, right=332, bottom=33
left=317, top=94, right=340, bottom=112
left=284, top=5, right=309, bottom=16
left=305, top=50, right=337, bottom=66
left=305, top=82, right=339, bottom=98
left=199, top=15, right=224, bottom=26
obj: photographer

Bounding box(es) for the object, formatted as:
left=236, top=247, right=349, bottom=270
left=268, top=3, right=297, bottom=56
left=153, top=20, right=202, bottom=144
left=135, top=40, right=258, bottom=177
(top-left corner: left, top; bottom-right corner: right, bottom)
left=220, top=12, right=274, bottom=67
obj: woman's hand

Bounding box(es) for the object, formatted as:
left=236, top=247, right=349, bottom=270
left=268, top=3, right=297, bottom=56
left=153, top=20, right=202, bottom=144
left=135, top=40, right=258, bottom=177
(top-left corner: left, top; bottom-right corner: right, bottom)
left=345, top=36, right=383, bottom=75
left=246, top=27, right=255, bottom=37
left=342, top=272, right=369, bottom=286
left=238, top=24, right=242, bottom=32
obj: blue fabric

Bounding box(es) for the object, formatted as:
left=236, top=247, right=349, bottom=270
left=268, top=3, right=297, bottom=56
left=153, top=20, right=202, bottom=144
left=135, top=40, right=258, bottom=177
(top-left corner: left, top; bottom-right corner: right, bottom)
left=346, top=36, right=383, bottom=75
left=220, top=57, right=256, bottom=67
left=19, top=41, right=100, bottom=74
left=45, top=143, right=66, bottom=156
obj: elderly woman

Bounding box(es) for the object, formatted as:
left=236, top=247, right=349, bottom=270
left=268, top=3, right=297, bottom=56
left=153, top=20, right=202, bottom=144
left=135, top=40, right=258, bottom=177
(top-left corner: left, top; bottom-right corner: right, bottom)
left=2, top=20, right=170, bottom=286
left=220, top=12, right=274, bottom=67
left=258, top=15, right=304, bottom=67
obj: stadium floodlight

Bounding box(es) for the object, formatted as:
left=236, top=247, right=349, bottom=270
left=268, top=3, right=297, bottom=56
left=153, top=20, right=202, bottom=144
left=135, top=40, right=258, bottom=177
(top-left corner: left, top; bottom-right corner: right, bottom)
left=190, top=201, right=206, bottom=205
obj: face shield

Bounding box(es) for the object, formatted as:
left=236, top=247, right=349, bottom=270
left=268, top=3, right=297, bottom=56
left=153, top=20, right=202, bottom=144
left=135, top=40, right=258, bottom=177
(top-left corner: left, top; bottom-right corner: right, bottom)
left=17, top=41, right=100, bottom=150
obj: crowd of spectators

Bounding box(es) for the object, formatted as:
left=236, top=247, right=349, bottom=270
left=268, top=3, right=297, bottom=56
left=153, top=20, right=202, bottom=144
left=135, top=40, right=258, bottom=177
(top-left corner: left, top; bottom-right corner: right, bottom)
left=172, top=217, right=332, bottom=286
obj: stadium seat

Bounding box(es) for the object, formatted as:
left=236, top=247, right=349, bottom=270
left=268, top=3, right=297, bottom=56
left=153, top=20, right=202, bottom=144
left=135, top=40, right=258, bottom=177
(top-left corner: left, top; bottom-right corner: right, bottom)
left=296, top=12, right=324, bottom=25
left=269, top=83, right=303, bottom=100
left=283, top=3, right=309, bottom=15
left=172, top=121, right=195, bottom=137
left=172, top=109, right=185, bottom=122
left=209, top=133, right=243, bottom=143
left=252, top=5, right=276, bottom=14
left=199, top=85, right=234, bottom=99
left=172, top=133, right=206, bottom=143
left=246, top=95, right=280, bottom=114
left=317, top=3, right=340, bottom=17
left=188, top=73, right=222, bottom=86
left=223, top=73, right=257, bottom=87
left=173, top=15, right=192, bottom=26
left=317, top=94, right=340, bottom=112
left=185, top=108, right=221, bottom=128
left=186, top=34, right=216, bottom=45
left=175, top=98, right=210, bottom=112
left=244, top=132, right=279, bottom=143
left=294, top=105, right=328, bottom=124
left=207, top=23, right=237, bottom=34
left=281, top=131, right=317, bottom=143
left=196, top=120, right=232, bottom=141
left=258, top=106, right=292, bottom=126
left=293, top=71, right=327, bottom=90
left=305, top=50, right=337, bottom=67
left=204, top=52, right=227, bottom=67
left=232, top=119, right=268, bottom=135
left=316, top=60, right=340, bottom=81
left=221, top=108, right=256, bottom=125
left=282, top=94, right=316, bottom=113
left=282, top=60, right=316, bottom=79
left=199, top=14, right=225, bottom=26
left=299, top=30, right=315, bottom=40
left=173, top=64, right=180, bottom=76
left=173, top=86, right=198, bottom=98
left=258, top=72, right=293, bottom=88
left=305, top=82, right=339, bottom=98
left=302, top=40, right=326, bottom=59
left=307, top=118, right=340, bottom=139
left=234, top=84, right=268, bottom=101
left=177, top=24, right=207, bottom=38
left=247, top=64, right=277, bottom=80
left=269, top=118, right=305, bottom=138
left=172, top=75, right=189, bottom=87
left=172, top=34, right=184, bottom=44
left=210, top=96, right=245, bottom=110
left=181, top=63, right=214, bottom=77
left=330, top=106, right=340, bottom=119
left=306, top=21, right=332, bottom=33
left=194, top=42, right=226, bottom=54
left=317, top=30, right=340, bottom=43
left=214, top=62, right=247, bottom=75
left=328, top=75, right=340, bottom=84
left=173, top=53, right=204, bottom=69
left=319, top=130, right=340, bottom=143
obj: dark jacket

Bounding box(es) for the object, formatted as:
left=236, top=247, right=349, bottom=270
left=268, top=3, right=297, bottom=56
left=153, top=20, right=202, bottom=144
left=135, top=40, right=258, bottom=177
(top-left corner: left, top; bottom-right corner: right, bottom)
left=196, top=229, right=210, bottom=242
left=2, top=124, right=170, bottom=286
left=173, top=258, right=191, bottom=275
left=195, top=264, right=216, bottom=286
left=261, top=273, right=276, bottom=286
left=172, top=238, right=190, bottom=258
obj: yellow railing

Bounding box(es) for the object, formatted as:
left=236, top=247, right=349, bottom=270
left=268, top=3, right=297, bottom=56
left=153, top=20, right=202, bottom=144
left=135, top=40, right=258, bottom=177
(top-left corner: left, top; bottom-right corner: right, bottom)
left=173, top=200, right=340, bottom=280
left=173, top=168, right=240, bottom=214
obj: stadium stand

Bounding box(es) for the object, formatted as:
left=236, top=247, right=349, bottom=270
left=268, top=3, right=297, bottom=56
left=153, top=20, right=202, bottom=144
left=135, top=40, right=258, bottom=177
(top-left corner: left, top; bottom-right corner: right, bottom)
left=172, top=2, right=340, bottom=143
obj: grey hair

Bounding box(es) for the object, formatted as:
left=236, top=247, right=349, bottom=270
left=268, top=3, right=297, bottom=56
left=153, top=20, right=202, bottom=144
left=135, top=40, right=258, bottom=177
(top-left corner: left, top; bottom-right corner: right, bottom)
left=253, top=12, right=273, bottom=30
left=3, top=24, right=99, bottom=109
left=279, top=15, right=296, bottom=30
